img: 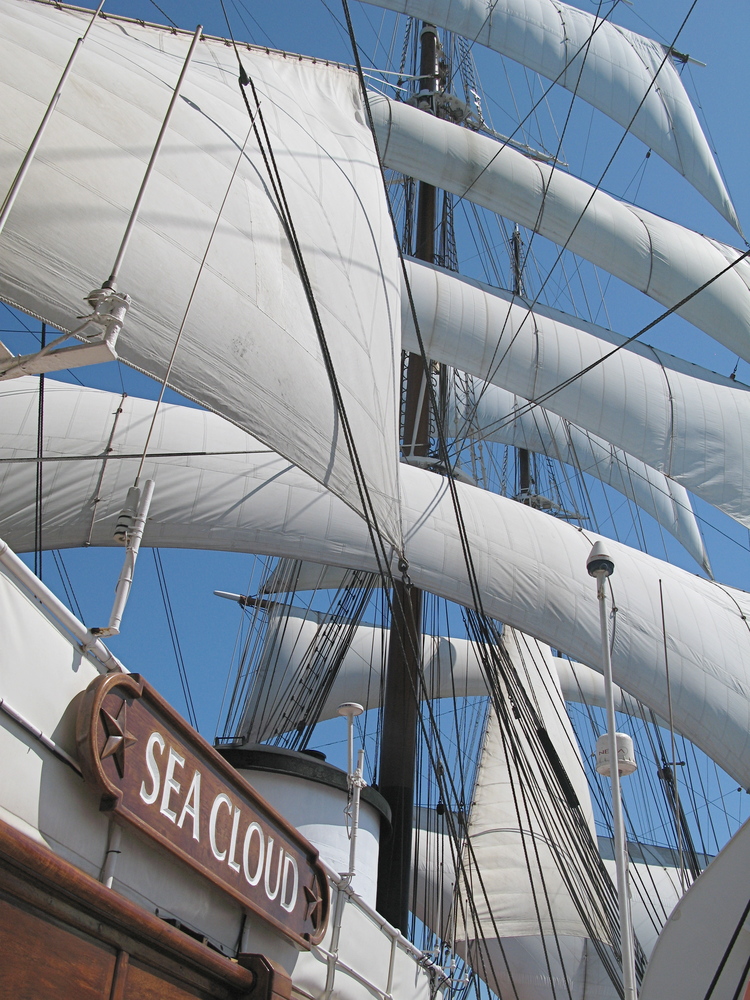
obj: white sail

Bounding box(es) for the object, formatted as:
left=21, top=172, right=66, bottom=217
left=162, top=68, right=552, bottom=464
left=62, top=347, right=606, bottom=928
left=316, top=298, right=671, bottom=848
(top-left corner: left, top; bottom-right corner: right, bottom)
left=0, top=0, right=402, bottom=544
left=456, top=635, right=617, bottom=1000
left=404, top=259, right=750, bottom=527
left=555, top=658, right=654, bottom=722
left=366, top=0, right=740, bottom=231
left=372, top=96, right=750, bottom=362
left=237, top=608, right=489, bottom=743
left=261, top=561, right=360, bottom=594
left=640, top=818, right=750, bottom=1000
left=228, top=604, right=676, bottom=737
left=2, top=379, right=750, bottom=787
left=446, top=380, right=711, bottom=575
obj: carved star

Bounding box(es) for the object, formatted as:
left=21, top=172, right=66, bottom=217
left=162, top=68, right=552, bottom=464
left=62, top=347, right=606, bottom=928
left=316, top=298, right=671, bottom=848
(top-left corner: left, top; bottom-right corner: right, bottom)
left=304, top=883, right=324, bottom=930
left=99, top=698, right=137, bottom=778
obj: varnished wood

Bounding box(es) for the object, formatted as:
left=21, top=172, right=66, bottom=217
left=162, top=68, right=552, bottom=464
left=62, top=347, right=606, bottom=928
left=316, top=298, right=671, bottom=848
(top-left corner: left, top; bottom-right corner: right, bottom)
left=124, top=960, right=210, bottom=999
left=237, top=953, right=293, bottom=1000
left=110, top=951, right=130, bottom=1000
left=0, top=894, right=117, bottom=1000
left=0, top=817, right=258, bottom=999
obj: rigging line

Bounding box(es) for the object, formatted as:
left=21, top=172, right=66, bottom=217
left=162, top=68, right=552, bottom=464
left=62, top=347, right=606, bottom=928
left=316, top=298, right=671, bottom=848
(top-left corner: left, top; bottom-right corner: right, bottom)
left=84, top=393, right=126, bottom=547
left=659, top=578, right=686, bottom=894
left=707, top=571, right=750, bottom=636
left=493, top=688, right=627, bottom=987
left=346, top=5, right=624, bottom=806
left=218, top=552, right=271, bottom=741
left=687, top=739, right=719, bottom=858
left=498, top=717, right=567, bottom=1000
left=677, top=733, right=708, bottom=869
left=463, top=620, right=626, bottom=951
left=451, top=0, right=623, bottom=202
left=51, top=549, right=85, bottom=621
left=518, top=636, right=586, bottom=781
left=623, top=451, right=665, bottom=560
left=453, top=378, right=698, bottom=555
left=637, top=710, right=682, bottom=862
left=362, top=23, right=696, bottom=668
left=147, top=0, right=178, bottom=28
left=0, top=449, right=272, bottom=464
left=215, top=594, right=254, bottom=741
left=152, top=548, right=199, bottom=731
left=34, top=323, right=46, bottom=579
left=685, top=64, right=740, bottom=235
left=401, top=636, right=524, bottom=997
left=506, top=712, right=583, bottom=1000
left=227, top=0, right=273, bottom=49
left=251, top=564, right=305, bottom=741
left=730, top=955, right=750, bottom=1000
left=214, top=49, right=426, bottom=759
left=133, top=121, right=255, bottom=487
left=518, top=0, right=611, bottom=277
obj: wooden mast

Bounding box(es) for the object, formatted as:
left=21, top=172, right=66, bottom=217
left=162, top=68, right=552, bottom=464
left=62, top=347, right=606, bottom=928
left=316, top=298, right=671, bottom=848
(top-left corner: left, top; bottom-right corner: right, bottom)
left=376, top=22, right=441, bottom=933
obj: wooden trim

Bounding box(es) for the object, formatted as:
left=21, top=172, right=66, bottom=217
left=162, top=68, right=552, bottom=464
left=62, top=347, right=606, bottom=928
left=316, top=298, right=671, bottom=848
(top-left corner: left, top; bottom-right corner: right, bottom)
left=0, top=818, right=258, bottom=997
left=238, top=954, right=293, bottom=1000
left=109, top=951, right=129, bottom=1000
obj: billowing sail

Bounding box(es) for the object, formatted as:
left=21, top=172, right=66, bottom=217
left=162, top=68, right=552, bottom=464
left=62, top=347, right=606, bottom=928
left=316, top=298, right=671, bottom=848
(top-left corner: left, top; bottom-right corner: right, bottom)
left=0, top=0, right=402, bottom=544
left=407, top=635, right=680, bottom=998
left=640, top=818, right=750, bottom=1000
left=446, top=380, right=711, bottom=575
left=372, top=96, right=750, bottom=363
left=227, top=603, right=677, bottom=738
left=455, top=635, right=618, bottom=1000
left=2, top=379, right=750, bottom=787
left=365, top=0, right=740, bottom=231
left=404, top=259, right=750, bottom=527
left=555, top=658, right=655, bottom=722
left=236, top=607, right=489, bottom=743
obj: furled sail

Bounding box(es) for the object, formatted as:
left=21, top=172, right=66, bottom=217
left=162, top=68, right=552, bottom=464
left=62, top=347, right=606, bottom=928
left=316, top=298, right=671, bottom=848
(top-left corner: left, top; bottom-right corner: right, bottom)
left=446, top=380, right=711, bottom=575
left=2, top=379, right=750, bottom=787
left=403, top=259, right=750, bottom=527
left=365, top=0, right=740, bottom=231
left=372, top=97, right=750, bottom=363
left=0, top=0, right=402, bottom=544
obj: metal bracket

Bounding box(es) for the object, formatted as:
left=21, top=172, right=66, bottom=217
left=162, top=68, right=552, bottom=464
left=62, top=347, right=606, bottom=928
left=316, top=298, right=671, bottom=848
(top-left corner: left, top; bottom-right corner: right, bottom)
left=0, top=286, right=130, bottom=380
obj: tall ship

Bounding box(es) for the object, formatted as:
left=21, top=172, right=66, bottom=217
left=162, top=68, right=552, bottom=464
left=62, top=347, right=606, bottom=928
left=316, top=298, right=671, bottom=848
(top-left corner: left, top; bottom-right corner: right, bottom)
left=0, top=1, right=749, bottom=998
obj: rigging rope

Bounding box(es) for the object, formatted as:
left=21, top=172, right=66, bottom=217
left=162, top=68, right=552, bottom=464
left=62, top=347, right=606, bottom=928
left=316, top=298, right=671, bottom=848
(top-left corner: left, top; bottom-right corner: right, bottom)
left=340, top=5, right=652, bottom=989
left=34, top=323, right=45, bottom=578
left=152, top=548, right=199, bottom=731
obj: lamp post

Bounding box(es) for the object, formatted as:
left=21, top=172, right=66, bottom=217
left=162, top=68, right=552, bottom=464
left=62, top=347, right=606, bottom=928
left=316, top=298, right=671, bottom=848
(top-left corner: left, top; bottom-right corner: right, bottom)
left=586, top=541, right=638, bottom=1000
left=337, top=702, right=365, bottom=882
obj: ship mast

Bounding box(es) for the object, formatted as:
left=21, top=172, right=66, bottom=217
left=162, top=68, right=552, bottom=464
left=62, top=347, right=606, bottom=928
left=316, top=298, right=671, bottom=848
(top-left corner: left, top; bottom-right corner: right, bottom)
left=376, top=22, right=442, bottom=932
left=511, top=226, right=532, bottom=500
